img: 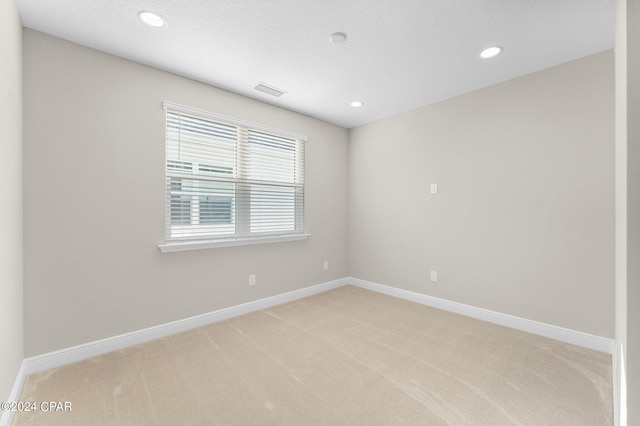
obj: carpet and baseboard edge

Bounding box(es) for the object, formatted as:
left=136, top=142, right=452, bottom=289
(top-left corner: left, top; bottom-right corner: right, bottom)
left=3, top=276, right=615, bottom=426
left=348, top=278, right=614, bottom=354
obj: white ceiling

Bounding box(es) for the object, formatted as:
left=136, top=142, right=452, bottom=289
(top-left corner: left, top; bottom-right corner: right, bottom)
left=17, top=0, right=614, bottom=129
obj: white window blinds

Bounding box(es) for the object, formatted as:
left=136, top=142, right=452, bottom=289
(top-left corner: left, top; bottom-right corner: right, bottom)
left=164, top=102, right=305, bottom=242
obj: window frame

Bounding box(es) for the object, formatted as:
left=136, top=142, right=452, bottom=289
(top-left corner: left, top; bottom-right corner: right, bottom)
left=158, top=101, right=309, bottom=252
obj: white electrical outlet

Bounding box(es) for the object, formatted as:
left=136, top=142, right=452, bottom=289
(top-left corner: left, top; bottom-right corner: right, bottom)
left=323, top=261, right=329, bottom=271
left=430, top=184, right=438, bottom=194
left=249, top=274, right=256, bottom=286
left=430, top=271, right=438, bottom=282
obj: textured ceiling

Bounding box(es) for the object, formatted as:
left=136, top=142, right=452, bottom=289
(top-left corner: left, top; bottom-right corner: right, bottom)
left=17, top=0, right=614, bottom=128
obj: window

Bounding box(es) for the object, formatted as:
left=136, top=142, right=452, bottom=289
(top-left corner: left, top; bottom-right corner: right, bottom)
left=162, top=102, right=306, bottom=249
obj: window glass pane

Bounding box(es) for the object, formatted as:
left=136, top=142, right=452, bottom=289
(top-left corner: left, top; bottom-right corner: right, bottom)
left=167, top=159, right=192, bottom=172
left=167, top=112, right=237, bottom=178
left=247, top=130, right=297, bottom=183
left=198, top=163, right=233, bottom=178
left=199, top=196, right=232, bottom=224
left=199, top=180, right=234, bottom=225
left=169, top=179, right=191, bottom=225
left=249, top=184, right=296, bottom=233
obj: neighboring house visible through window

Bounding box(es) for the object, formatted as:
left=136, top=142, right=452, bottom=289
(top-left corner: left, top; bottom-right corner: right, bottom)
left=163, top=102, right=306, bottom=247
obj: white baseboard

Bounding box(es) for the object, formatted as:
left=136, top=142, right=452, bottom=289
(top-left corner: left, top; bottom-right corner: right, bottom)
left=348, top=277, right=615, bottom=354
left=21, top=278, right=348, bottom=377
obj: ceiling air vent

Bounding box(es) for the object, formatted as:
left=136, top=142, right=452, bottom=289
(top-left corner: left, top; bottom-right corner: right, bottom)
left=254, top=82, right=287, bottom=98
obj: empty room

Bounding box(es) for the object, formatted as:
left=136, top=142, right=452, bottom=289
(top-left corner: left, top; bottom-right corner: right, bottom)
left=2, top=0, right=638, bottom=425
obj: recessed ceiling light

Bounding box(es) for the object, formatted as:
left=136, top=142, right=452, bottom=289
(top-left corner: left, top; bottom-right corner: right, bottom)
left=480, top=46, right=502, bottom=59
left=350, top=101, right=363, bottom=108
left=330, top=32, right=347, bottom=44
left=138, top=11, right=167, bottom=29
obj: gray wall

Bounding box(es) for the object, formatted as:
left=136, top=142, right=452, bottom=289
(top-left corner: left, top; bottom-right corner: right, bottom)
left=348, top=51, right=615, bottom=338
left=0, top=0, right=23, bottom=402
left=23, top=29, right=349, bottom=357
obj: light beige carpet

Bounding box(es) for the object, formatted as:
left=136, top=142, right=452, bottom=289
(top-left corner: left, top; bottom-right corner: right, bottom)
left=13, top=285, right=612, bottom=425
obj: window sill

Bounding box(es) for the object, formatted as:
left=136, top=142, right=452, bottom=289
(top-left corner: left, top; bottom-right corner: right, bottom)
left=158, top=234, right=310, bottom=253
